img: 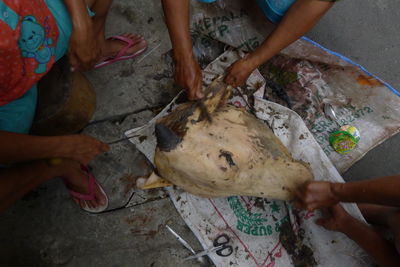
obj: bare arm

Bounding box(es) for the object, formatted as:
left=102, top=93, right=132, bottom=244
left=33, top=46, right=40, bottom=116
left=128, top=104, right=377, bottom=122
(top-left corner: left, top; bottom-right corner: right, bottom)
left=161, top=0, right=203, bottom=100
left=0, top=131, right=108, bottom=165
left=225, top=0, right=334, bottom=86
left=0, top=160, right=57, bottom=211
left=334, top=175, right=400, bottom=206
left=161, top=0, right=192, bottom=62
left=295, top=175, right=400, bottom=211
left=342, top=219, right=400, bottom=267
left=318, top=205, right=400, bottom=267
left=63, top=0, right=100, bottom=71
left=63, top=0, right=90, bottom=30
left=248, top=0, right=334, bottom=67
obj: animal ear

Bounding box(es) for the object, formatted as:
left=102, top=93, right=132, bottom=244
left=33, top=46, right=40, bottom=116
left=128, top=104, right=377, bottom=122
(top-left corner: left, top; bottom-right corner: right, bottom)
left=155, top=123, right=182, bottom=152
left=23, top=15, right=37, bottom=23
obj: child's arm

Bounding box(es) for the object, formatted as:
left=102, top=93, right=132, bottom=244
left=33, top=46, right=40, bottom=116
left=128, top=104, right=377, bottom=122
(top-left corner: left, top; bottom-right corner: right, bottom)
left=295, top=175, right=400, bottom=211
left=161, top=0, right=203, bottom=100
left=225, top=0, right=335, bottom=87
left=63, top=0, right=100, bottom=71
left=317, top=205, right=400, bottom=267
left=0, top=131, right=108, bottom=165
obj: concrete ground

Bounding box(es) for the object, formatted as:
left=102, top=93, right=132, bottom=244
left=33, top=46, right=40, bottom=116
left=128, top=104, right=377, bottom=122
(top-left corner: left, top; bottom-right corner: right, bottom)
left=0, top=0, right=399, bottom=266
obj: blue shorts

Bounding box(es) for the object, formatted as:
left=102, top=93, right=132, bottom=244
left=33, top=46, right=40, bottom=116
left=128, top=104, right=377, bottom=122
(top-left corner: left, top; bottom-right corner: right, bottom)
left=0, top=1, right=95, bottom=134
left=0, top=85, right=37, bottom=134
left=197, top=0, right=296, bottom=23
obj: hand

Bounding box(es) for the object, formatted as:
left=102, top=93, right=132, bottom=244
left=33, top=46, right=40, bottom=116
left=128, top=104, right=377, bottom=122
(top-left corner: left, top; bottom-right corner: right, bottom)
left=224, top=57, right=255, bottom=87
left=316, top=204, right=354, bottom=232
left=174, top=56, right=204, bottom=100
left=58, top=134, right=109, bottom=165
left=294, top=181, right=340, bottom=211
left=68, top=20, right=101, bottom=72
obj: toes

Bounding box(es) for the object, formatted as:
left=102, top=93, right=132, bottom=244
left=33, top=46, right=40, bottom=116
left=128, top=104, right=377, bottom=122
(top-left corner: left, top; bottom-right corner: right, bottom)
left=72, top=197, right=80, bottom=206
left=122, top=33, right=141, bottom=41
left=94, top=185, right=107, bottom=206
left=79, top=199, right=87, bottom=210
left=136, top=39, right=147, bottom=49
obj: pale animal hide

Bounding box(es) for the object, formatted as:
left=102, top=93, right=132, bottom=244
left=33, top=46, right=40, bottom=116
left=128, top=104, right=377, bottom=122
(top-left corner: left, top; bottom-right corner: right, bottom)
left=154, top=78, right=313, bottom=200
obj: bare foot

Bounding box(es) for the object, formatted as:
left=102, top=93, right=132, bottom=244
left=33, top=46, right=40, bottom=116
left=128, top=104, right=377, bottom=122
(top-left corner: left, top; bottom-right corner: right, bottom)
left=60, top=159, right=107, bottom=211
left=101, top=33, right=147, bottom=59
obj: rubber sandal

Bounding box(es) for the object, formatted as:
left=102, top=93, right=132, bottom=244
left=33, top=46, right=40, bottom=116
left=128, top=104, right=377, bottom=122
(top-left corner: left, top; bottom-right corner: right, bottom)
left=94, top=35, right=148, bottom=69
left=64, top=165, right=109, bottom=213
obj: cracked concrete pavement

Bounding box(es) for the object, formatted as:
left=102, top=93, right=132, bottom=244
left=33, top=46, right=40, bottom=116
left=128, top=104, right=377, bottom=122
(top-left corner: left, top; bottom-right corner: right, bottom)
left=0, top=0, right=399, bottom=266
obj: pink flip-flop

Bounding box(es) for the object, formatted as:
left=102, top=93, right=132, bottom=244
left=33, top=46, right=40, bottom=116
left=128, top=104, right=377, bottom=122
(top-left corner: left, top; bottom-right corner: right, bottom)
left=94, top=35, right=148, bottom=69
left=64, top=165, right=109, bottom=213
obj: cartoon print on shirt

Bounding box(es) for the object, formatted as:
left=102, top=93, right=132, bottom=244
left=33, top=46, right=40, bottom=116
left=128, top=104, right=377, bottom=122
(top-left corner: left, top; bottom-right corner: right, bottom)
left=18, top=15, right=55, bottom=74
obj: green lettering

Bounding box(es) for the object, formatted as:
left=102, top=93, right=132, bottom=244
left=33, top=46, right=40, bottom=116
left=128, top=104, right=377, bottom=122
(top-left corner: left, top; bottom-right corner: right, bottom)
left=364, top=106, right=374, bottom=113
left=251, top=226, right=259, bottom=236
left=208, top=30, right=216, bottom=39
left=275, top=222, right=280, bottom=232
left=252, top=40, right=260, bottom=49
left=318, top=120, right=330, bottom=131
left=194, top=21, right=204, bottom=32
left=203, top=17, right=212, bottom=30
left=221, top=16, right=230, bottom=22
left=212, top=16, right=221, bottom=25
left=218, top=25, right=229, bottom=37
left=201, top=37, right=212, bottom=48
left=267, top=225, right=273, bottom=235
left=230, top=11, right=240, bottom=20
left=243, top=224, right=251, bottom=234
left=259, top=226, right=267, bottom=236
left=237, top=220, right=244, bottom=232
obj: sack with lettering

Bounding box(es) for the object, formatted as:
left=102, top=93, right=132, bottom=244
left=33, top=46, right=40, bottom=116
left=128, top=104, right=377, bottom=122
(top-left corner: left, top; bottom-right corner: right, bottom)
left=127, top=50, right=373, bottom=267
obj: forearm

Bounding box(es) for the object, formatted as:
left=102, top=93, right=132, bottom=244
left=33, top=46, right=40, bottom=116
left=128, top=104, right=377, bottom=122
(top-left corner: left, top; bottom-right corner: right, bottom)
left=161, top=0, right=193, bottom=61
left=63, top=0, right=91, bottom=29
left=0, top=160, right=57, bottom=212
left=341, top=218, right=400, bottom=266
left=0, top=131, right=68, bottom=164
left=333, top=175, right=400, bottom=207
left=246, top=0, right=334, bottom=68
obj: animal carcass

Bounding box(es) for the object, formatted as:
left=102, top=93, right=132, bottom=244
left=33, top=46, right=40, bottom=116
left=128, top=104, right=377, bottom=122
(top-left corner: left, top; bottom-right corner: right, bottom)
left=140, top=77, right=313, bottom=201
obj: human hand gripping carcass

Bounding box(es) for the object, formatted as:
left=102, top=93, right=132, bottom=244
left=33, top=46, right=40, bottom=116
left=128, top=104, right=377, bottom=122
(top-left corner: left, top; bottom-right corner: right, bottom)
left=137, top=77, right=313, bottom=200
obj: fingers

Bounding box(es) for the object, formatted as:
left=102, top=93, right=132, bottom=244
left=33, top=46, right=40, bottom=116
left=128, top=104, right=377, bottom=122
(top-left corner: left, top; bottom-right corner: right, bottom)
left=195, top=75, right=204, bottom=99
left=224, top=59, right=252, bottom=88
left=194, top=77, right=204, bottom=100
left=294, top=181, right=339, bottom=212
left=293, top=181, right=313, bottom=211
left=82, top=48, right=101, bottom=71
left=315, top=218, right=327, bottom=227
left=68, top=45, right=101, bottom=72
left=224, top=66, right=236, bottom=87
left=187, top=86, right=196, bottom=100
left=79, top=52, right=98, bottom=71
left=331, top=203, right=347, bottom=216
left=67, top=135, right=109, bottom=164
left=100, top=142, right=110, bottom=153
left=68, top=52, right=80, bottom=72
left=178, top=65, right=203, bottom=100
left=92, top=136, right=110, bottom=153
left=86, top=138, right=109, bottom=162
